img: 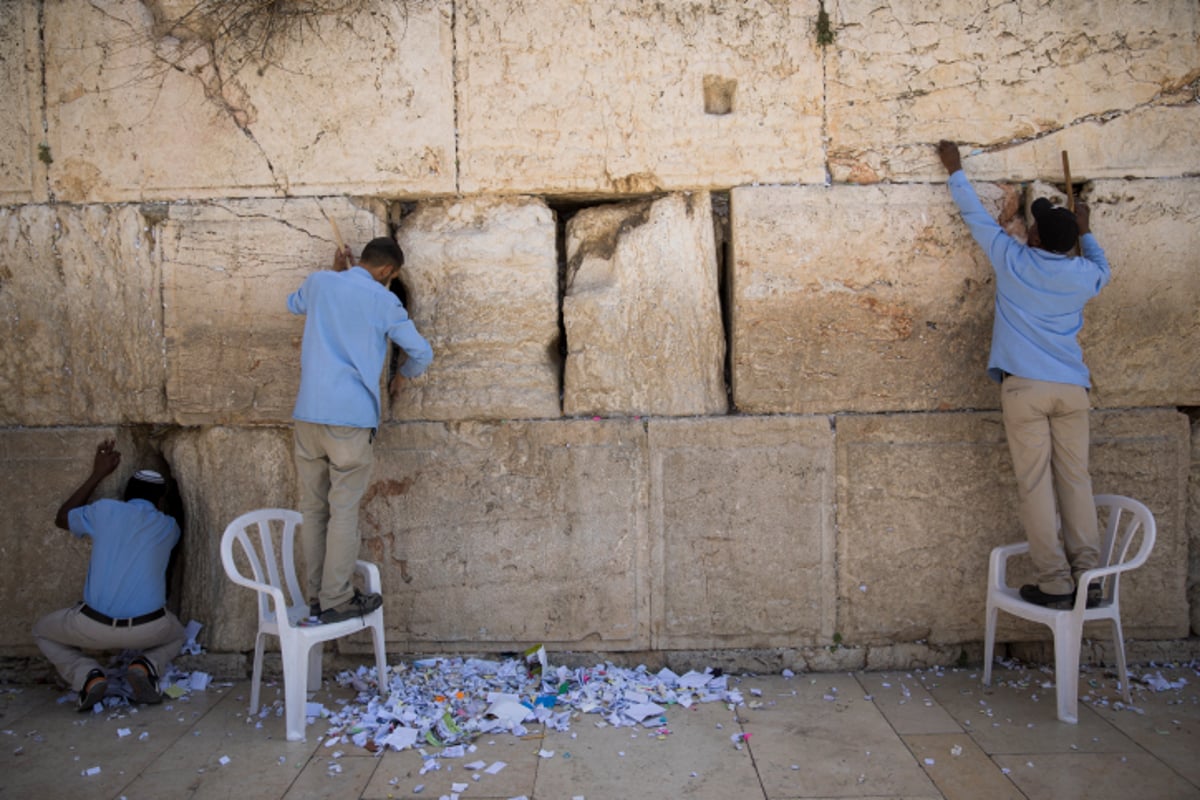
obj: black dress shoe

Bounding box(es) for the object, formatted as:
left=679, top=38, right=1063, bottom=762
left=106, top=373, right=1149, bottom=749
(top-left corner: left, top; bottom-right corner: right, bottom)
left=77, top=668, right=108, bottom=712
left=1019, top=584, right=1075, bottom=610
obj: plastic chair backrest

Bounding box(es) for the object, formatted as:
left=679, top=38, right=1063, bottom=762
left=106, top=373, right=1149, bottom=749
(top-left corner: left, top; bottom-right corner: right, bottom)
left=220, top=509, right=306, bottom=623
left=1092, top=494, right=1156, bottom=598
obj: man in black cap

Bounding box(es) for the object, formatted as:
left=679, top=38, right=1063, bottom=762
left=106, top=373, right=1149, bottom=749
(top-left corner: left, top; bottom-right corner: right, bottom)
left=33, top=440, right=186, bottom=711
left=937, top=140, right=1112, bottom=610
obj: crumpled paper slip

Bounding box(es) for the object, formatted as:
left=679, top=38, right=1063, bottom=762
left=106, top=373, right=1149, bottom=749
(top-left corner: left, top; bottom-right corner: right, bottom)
left=1141, top=672, right=1188, bottom=692
left=180, top=620, right=205, bottom=655
left=324, top=655, right=745, bottom=753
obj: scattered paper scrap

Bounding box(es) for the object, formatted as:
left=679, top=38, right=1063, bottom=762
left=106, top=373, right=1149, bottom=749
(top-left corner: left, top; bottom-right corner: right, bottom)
left=180, top=620, right=204, bottom=655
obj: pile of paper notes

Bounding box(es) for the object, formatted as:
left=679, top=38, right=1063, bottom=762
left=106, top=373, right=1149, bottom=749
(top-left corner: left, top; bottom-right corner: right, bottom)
left=321, top=649, right=744, bottom=752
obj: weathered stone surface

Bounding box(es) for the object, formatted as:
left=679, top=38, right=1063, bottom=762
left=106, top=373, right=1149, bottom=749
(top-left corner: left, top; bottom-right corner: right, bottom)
left=0, top=3, right=43, bottom=205
left=648, top=416, right=836, bottom=650
left=826, top=0, right=1200, bottom=183
left=161, top=198, right=388, bottom=425
left=564, top=193, right=726, bottom=417
left=1190, top=417, right=1200, bottom=637
left=0, top=204, right=168, bottom=425
left=393, top=198, right=560, bottom=421
left=730, top=183, right=1021, bottom=415
left=362, top=420, right=649, bottom=651
left=457, top=0, right=824, bottom=194
left=44, top=0, right=454, bottom=202
left=0, top=429, right=170, bottom=656
left=1082, top=179, right=1200, bottom=409
left=960, top=106, right=1200, bottom=184
left=162, top=426, right=295, bottom=653
left=836, top=409, right=1190, bottom=647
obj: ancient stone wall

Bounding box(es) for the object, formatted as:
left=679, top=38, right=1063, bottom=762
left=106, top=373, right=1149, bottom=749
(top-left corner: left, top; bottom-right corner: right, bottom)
left=1, top=0, right=1197, bottom=672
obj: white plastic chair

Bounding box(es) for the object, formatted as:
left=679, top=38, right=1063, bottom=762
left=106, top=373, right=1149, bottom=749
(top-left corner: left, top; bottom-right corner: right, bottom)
left=983, top=494, right=1155, bottom=724
left=220, top=508, right=388, bottom=741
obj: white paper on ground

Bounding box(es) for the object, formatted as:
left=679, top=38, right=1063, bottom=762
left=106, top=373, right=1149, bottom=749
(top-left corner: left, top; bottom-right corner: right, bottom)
left=625, top=702, right=666, bottom=722
left=383, top=727, right=419, bottom=750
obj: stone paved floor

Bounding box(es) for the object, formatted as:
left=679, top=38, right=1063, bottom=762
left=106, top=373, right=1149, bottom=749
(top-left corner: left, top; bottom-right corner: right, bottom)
left=2, top=663, right=1198, bottom=799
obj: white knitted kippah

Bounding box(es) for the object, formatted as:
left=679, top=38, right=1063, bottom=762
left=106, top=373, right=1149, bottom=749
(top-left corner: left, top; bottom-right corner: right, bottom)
left=133, top=469, right=165, bottom=484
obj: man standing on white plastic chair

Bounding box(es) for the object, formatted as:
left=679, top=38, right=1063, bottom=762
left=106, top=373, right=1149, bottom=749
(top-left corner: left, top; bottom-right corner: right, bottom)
left=288, top=237, right=432, bottom=625
left=937, top=140, right=1111, bottom=610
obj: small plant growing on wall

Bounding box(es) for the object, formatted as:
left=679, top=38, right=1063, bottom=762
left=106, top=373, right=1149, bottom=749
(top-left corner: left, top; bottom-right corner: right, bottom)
left=149, top=0, right=361, bottom=75
left=815, top=2, right=835, bottom=47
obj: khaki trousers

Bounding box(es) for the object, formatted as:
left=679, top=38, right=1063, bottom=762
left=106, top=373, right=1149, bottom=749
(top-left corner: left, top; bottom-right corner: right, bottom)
left=294, top=421, right=375, bottom=611
left=1000, top=376, right=1099, bottom=595
left=32, top=604, right=186, bottom=691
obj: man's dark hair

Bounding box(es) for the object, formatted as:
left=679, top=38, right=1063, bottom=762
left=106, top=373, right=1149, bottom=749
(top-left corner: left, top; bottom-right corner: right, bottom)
left=125, top=475, right=166, bottom=504
left=359, top=237, right=405, bottom=270
left=1031, top=198, right=1079, bottom=254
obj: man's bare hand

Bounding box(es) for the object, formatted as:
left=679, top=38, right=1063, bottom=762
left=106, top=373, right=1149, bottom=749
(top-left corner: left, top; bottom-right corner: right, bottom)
left=937, top=140, right=962, bottom=174
left=92, top=439, right=120, bottom=478
left=332, top=245, right=354, bottom=272
left=1074, top=202, right=1091, bottom=235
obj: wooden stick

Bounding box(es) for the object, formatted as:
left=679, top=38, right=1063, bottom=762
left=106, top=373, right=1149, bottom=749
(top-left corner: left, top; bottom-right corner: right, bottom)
left=328, top=216, right=346, bottom=252
left=1061, top=150, right=1081, bottom=256
left=1061, top=150, right=1075, bottom=212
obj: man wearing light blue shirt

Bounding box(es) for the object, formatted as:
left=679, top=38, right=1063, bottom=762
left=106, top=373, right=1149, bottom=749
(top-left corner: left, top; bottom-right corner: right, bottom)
left=288, top=237, right=432, bottom=624
left=34, top=440, right=186, bottom=711
left=938, top=140, right=1111, bottom=610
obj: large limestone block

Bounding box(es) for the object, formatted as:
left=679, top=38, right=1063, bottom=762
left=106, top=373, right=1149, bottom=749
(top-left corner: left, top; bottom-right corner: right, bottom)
left=827, top=0, right=1200, bottom=182
left=960, top=106, right=1200, bottom=184
left=1082, top=179, right=1200, bottom=409
left=0, top=3, right=44, bottom=204
left=0, top=428, right=170, bottom=655
left=162, top=426, right=295, bottom=653
left=44, top=0, right=454, bottom=202
left=564, top=193, right=726, bottom=417
left=0, top=204, right=168, bottom=425
left=836, top=409, right=1190, bottom=647
left=363, top=420, right=649, bottom=651
left=457, top=0, right=824, bottom=194
left=730, top=183, right=1020, bottom=415
left=393, top=198, right=560, bottom=421
left=648, top=416, right=836, bottom=650
left=161, top=198, right=387, bottom=424
left=1191, top=418, right=1200, bottom=637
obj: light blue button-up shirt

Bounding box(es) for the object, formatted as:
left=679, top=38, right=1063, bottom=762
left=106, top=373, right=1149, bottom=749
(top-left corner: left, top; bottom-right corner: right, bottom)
left=69, top=499, right=179, bottom=618
left=947, top=171, right=1110, bottom=387
left=288, top=266, right=432, bottom=427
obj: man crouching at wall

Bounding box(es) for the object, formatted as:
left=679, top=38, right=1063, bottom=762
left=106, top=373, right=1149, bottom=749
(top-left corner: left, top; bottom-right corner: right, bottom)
left=33, top=440, right=186, bottom=712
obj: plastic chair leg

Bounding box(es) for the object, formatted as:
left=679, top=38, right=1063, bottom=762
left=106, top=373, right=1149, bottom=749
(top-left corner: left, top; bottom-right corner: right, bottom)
left=982, top=605, right=998, bottom=687
left=249, top=632, right=267, bottom=714
left=283, top=644, right=312, bottom=742
left=1110, top=616, right=1131, bottom=704
left=1053, top=619, right=1082, bottom=724
left=371, top=620, right=388, bottom=696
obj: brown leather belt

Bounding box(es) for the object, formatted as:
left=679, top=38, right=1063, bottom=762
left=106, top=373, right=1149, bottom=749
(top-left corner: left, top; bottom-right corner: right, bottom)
left=79, top=603, right=166, bottom=627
